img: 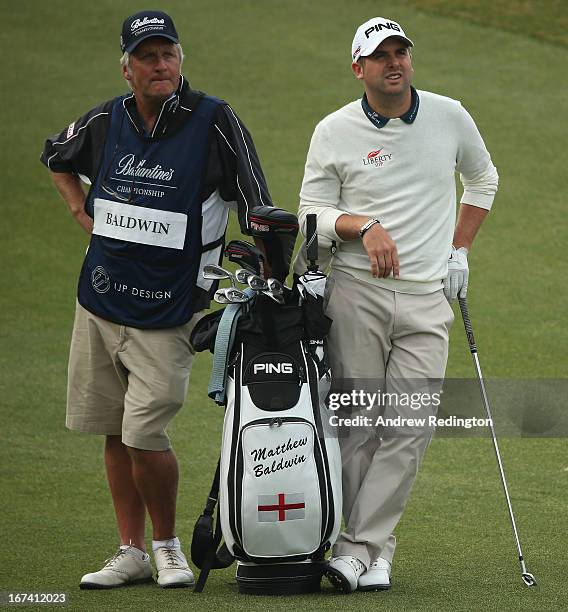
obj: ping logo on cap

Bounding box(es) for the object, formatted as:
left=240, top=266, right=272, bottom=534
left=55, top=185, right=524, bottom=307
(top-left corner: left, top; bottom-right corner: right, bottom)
left=365, top=21, right=401, bottom=38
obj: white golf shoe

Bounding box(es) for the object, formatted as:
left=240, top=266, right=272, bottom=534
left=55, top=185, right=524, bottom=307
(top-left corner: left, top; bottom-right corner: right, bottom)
left=79, top=546, right=153, bottom=589
left=326, top=555, right=366, bottom=593
left=357, top=557, right=391, bottom=591
left=154, top=543, right=195, bottom=588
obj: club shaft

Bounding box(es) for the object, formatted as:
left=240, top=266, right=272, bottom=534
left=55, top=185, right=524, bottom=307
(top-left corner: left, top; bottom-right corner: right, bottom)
left=458, top=297, right=527, bottom=571
left=470, top=351, right=524, bottom=562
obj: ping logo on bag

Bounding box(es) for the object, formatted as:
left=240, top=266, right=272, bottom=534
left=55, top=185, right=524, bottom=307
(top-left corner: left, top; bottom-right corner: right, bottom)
left=245, top=353, right=300, bottom=384
left=253, top=363, right=294, bottom=374
left=244, top=351, right=303, bottom=411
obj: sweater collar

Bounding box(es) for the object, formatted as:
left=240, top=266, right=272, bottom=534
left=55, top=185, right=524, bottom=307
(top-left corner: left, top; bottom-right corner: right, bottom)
left=361, top=86, right=420, bottom=129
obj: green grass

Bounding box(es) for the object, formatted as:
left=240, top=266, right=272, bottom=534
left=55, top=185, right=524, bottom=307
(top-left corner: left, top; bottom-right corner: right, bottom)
left=2, top=1, right=567, bottom=610
left=407, top=0, right=568, bottom=47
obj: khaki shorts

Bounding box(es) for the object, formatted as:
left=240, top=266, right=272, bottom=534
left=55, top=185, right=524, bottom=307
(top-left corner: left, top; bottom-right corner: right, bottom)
left=66, top=302, right=201, bottom=451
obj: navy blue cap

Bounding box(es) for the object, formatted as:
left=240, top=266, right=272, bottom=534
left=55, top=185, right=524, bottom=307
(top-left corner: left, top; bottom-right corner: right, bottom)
left=120, top=10, right=179, bottom=53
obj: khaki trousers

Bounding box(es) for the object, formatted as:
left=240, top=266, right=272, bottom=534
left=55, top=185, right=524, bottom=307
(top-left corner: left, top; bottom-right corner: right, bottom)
left=325, top=269, right=454, bottom=567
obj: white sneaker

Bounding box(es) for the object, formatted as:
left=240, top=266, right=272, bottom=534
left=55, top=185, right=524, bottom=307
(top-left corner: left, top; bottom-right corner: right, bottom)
left=358, top=557, right=391, bottom=591
left=80, top=546, right=153, bottom=589
left=154, top=544, right=195, bottom=588
left=326, top=555, right=366, bottom=593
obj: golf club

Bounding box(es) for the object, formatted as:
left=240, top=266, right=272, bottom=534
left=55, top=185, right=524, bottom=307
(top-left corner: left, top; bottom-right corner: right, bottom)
left=267, top=278, right=284, bottom=295
left=458, top=296, right=537, bottom=588
left=213, top=289, right=231, bottom=304
left=202, top=264, right=236, bottom=287
left=225, top=240, right=265, bottom=276
left=235, top=268, right=253, bottom=285
left=225, top=288, right=251, bottom=303
left=306, top=213, right=319, bottom=273
left=214, top=288, right=250, bottom=304
left=262, top=290, right=285, bottom=305
left=247, top=275, right=269, bottom=292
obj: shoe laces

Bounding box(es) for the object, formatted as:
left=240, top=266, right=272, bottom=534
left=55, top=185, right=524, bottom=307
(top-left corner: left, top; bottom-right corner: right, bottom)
left=370, top=558, right=389, bottom=569
left=103, top=548, right=128, bottom=568
left=159, top=546, right=184, bottom=568
left=348, top=557, right=364, bottom=572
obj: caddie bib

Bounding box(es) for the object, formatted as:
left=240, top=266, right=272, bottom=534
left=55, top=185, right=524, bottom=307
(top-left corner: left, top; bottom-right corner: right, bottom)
left=77, top=93, right=220, bottom=328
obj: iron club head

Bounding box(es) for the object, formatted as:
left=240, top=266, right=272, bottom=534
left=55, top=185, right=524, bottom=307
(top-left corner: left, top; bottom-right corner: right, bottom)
left=262, top=290, right=285, bottom=305
left=235, top=268, right=253, bottom=285
left=247, top=275, right=268, bottom=292
left=267, top=278, right=283, bottom=295
left=202, top=264, right=236, bottom=287
left=213, top=289, right=231, bottom=304
left=225, top=288, right=251, bottom=303
left=521, top=573, right=537, bottom=587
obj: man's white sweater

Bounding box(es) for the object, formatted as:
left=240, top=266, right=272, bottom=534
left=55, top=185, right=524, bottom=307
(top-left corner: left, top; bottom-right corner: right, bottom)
left=299, top=90, right=498, bottom=294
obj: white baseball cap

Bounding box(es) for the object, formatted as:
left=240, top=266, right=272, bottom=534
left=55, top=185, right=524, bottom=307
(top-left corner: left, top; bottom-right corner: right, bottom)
left=351, top=17, right=413, bottom=63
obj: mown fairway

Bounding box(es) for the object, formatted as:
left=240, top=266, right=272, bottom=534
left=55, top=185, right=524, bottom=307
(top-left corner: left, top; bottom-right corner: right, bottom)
left=1, top=1, right=567, bottom=610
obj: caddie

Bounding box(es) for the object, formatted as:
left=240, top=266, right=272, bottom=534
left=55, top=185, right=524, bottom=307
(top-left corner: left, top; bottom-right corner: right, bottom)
left=296, top=16, right=498, bottom=592
left=41, top=9, right=281, bottom=590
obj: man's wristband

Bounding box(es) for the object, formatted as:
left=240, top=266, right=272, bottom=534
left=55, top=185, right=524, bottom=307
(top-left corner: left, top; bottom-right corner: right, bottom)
left=359, top=218, right=380, bottom=238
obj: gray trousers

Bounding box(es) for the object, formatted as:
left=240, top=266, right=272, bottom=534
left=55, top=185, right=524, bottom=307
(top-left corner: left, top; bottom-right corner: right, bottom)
left=325, top=269, right=454, bottom=567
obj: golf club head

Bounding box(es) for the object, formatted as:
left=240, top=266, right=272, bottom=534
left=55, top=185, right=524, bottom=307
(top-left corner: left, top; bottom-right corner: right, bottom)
left=247, top=205, right=299, bottom=282
left=521, top=573, right=537, bottom=587
left=248, top=275, right=268, bottom=292
left=235, top=268, right=253, bottom=285
left=262, top=290, right=285, bottom=305
left=213, top=289, right=230, bottom=304
left=225, top=240, right=265, bottom=276
left=225, top=288, right=251, bottom=303
left=203, top=264, right=235, bottom=286
left=267, top=278, right=283, bottom=295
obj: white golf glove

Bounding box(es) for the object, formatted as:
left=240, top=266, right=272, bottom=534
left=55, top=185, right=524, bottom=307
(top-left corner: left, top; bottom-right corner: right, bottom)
left=443, top=246, right=469, bottom=302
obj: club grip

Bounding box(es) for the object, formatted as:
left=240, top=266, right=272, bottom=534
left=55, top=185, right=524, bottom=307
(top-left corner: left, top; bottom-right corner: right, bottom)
left=306, top=214, right=318, bottom=271
left=458, top=297, right=477, bottom=353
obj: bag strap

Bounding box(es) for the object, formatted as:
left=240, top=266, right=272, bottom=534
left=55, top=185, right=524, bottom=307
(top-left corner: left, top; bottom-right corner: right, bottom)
left=194, top=459, right=223, bottom=593
left=208, top=288, right=254, bottom=404
left=204, top=458, right=220, bottom=514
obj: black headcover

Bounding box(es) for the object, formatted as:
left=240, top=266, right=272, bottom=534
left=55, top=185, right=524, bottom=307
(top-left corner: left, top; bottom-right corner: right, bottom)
left=247, top=206, right=299, bottom=282
left=224, top=240, right=265, bottom=276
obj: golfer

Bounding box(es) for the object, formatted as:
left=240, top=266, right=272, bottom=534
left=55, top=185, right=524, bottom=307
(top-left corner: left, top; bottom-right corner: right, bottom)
left=296, top=17, right=498, bottom=592
left=41, top=10, right=278, bottom=590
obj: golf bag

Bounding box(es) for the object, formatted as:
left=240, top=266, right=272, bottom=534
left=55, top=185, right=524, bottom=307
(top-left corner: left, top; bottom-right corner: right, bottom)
left=191, top=216, right=341, bottom=595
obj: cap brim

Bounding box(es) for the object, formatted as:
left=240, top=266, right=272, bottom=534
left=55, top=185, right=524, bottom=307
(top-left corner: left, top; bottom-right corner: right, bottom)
left=355, top=34, right=413, bottom=62
left=125, top=33, right=179, bottom=53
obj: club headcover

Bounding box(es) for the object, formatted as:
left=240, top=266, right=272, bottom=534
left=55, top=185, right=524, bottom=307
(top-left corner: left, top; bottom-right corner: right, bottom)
left=247, top=206, right=299, bottom=282
left=224, top=240, right=265, bottom=276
